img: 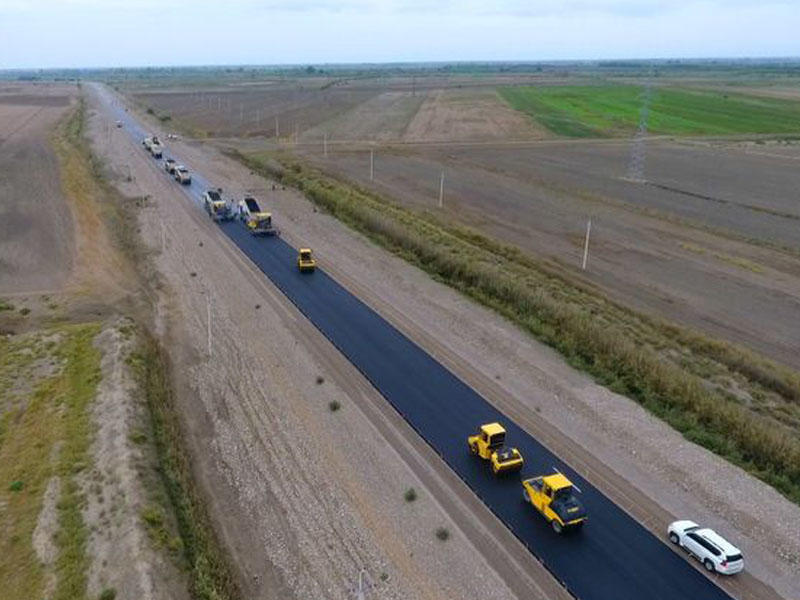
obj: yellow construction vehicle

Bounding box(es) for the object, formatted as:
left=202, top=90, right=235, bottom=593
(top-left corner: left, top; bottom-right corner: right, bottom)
left=522, top=472, right=587, bottom=533
left=467, top=422, right=523, bottom=475
left=238, top=196, right=279, bottom=236
left=297, top=248, right=316, bottom=272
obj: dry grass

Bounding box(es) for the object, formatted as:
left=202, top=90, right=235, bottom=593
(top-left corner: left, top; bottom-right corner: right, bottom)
left=232, top=149, right=800, bottom=505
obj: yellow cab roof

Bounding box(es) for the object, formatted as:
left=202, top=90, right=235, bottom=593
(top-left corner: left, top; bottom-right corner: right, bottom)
left=299, top=248, right=312, bottom=253
left=481, top=422, right=506, bottom=436
left=542, top=473, right=573, bottom=490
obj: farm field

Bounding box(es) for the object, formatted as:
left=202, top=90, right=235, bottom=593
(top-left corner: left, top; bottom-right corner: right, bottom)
left=0, top=84, right=76, bottom=293
left=296, top=137, right=800, bottom=369
left=126, top=72, right=800, bottom=368
left=499, top=85, right=800, bottom=136
left=126, top=73, right=575, bottom=141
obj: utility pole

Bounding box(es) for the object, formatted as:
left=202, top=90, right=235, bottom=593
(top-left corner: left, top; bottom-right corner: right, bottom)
left=438, top=170, right=444, bottom=208
left=206, top=294, right=212, bottom=357
left=370, top=150, right=374, bottom=181
left=581, top=219, right=592, bottom=271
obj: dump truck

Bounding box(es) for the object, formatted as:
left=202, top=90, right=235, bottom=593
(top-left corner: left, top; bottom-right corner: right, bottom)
left=297, top=248, right=316, bottom=272
left=467, top=422, right=524, bottom=475
left=238, top=196, right=279, bottom=236
left=522, top=472, right=587, bottom=533
left=202, top=189, right=233, bottom=221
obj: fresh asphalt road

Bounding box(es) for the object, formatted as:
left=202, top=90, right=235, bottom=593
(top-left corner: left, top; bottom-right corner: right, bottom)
left=98, top=85, right=735, bottom=600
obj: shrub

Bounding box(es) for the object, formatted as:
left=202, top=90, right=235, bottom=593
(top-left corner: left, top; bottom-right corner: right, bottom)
left=404, top=488, right=417, bottom=502
left=328, top=400, right=341, bottom=412
left=99, top=588, right=117, bottom=600
left=435, top=527, right=450, bottom=541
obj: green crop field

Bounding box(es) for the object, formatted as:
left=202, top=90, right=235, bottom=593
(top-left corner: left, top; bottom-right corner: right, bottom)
left=499, top=85, right=800, bottom=137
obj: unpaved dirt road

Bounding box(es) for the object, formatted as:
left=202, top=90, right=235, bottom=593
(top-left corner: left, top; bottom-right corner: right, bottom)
left=92, top=84, right=799, bottom=600
left=0, top=84, right=76, bottom=294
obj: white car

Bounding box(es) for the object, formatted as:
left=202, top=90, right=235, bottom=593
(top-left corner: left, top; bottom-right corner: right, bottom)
left=668, top=520, right=744, bottom=575
left=174, top=166, right=191, bottom=185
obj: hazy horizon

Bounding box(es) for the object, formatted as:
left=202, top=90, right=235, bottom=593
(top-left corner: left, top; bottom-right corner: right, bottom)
left=2, top=0, right=799, bottom=70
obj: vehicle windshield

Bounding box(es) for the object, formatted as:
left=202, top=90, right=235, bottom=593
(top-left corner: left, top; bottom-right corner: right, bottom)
left=552, top=486, right=574, bottom=501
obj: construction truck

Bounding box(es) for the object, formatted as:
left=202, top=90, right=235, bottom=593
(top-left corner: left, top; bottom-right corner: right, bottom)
left=238, top=196, right=279, bottom=236
left=149, top=137, right=163, bottom=158
left=164, top=158, right=177, bottom=174
left=297, top=248, right=316, bottom=272
left=143, top=135, right=163, bottom=158
left=202, top=189, right=233, bottom=221
left=522, top=472, right=587, bottom=533
left=467, top=422, right=524, bottom=475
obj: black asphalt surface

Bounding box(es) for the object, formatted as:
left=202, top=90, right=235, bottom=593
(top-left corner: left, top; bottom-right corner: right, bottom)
left=99, top=85, right=736, bottom=600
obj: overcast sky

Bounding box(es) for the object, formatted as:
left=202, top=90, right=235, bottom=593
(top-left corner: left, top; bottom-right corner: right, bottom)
left=1, top=0, right=798, bottom=69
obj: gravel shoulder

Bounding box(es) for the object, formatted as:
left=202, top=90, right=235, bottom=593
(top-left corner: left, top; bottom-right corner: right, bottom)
left=100, top=84, right=798, bottom=600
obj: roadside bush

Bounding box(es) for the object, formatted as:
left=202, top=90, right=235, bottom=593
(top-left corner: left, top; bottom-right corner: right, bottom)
left=98, top=588, right=116, bottom=600
left=404, top=488, right=417, bottom=502
left=435, top=527, right=450, bottom=541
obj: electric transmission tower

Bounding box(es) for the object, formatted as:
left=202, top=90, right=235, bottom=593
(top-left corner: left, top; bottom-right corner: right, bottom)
left=626, top=75, right=654, bottom=183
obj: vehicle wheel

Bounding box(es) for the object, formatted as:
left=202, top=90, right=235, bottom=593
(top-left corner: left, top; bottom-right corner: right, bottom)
left=551, top=520, right=563, bottom=534
left=669, top=532, right=680, bottom=545
left=703, top=559, right=715, bottom=573
left=522, top=489, right=530, bottom=503
left=469, top=442, right=477, bottom=455
left=492, top=464, right=499, bottom=475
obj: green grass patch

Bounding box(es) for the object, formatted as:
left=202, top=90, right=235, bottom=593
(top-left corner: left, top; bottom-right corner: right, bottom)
left=499, top=85, right=800, bottom=137
left=0, top=323, right=101, bottom=600
left=232, top=149, right=800, bottom=506
left=0, top=299, right=14, bottom=312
